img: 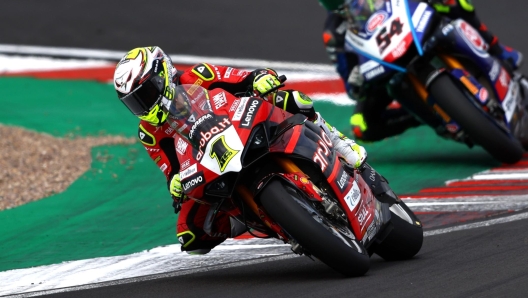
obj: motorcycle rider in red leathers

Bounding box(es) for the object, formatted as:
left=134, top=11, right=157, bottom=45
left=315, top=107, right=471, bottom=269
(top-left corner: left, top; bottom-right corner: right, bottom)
left=113, top=46, right=367, bottom=254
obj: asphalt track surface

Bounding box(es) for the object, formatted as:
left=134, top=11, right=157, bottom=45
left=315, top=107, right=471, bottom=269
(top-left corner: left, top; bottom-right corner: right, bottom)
left=3, top=0, right=528, bottom=297
left=32, top=214, right=528, bottom=298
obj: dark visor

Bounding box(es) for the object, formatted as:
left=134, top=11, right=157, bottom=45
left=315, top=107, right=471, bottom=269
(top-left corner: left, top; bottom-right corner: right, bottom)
left=120, top=61, right=166, bottom=116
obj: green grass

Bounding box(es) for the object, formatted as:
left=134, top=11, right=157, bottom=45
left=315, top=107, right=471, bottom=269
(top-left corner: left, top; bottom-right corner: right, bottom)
left=0, top=77, right=498, bottom=271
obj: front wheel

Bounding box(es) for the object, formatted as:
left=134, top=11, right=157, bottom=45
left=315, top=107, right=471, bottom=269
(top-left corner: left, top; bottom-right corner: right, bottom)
left=429, top=74, right=524, bottom=164
left=374, top=202, right=423, bottom=261
left=260, top=179, right=370, bottom=277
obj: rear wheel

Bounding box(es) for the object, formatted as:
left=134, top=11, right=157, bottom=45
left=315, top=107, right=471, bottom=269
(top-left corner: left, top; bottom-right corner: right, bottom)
left=374, top=202, right=423, bottom=261
left=260, top=179, right=370, bottom=277
left=429, top=74, right=524, bottom=164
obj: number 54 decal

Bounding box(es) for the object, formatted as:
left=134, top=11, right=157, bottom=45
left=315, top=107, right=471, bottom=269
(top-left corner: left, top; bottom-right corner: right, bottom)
left=210, top=135, right=239, bottom=172
left=376, top=18, right=404, bottom=53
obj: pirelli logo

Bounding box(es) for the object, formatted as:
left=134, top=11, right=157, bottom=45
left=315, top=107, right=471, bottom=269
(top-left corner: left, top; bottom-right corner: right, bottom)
left=188, top=79, right=203, bottom=95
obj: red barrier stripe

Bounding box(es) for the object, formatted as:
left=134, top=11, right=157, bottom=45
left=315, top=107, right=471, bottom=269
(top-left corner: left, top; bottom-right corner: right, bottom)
left=2, top=65, right=346, bottom=95
left=419, top=185, right=528, bottom=192
left=404, top=189, right=528, bottom=198
left=1, top=64, right=195, bottom=82
left=447, top=180, right=528, bottom=186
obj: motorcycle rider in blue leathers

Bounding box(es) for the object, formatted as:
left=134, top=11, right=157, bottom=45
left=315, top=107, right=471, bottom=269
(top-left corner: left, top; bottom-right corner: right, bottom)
left=319, top=0, right=523, bottom=141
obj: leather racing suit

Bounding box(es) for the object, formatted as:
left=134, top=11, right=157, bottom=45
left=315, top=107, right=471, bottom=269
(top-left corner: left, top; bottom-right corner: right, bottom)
left=320, top=0, right=523, bottom=141
left=137, top=63, right=318, bottom=252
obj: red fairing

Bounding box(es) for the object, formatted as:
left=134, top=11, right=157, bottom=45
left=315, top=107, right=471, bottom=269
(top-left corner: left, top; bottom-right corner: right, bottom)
left=269, top=121, right=377, bottom=241
left=168, top=83, right=381, bottom=243
left=322, top=146, right=377, bottom=241
left=137, top=63, right=254, bottom=183
left=174, top=132, right=215, bottom=200
left=173, top=88, right=289, bottom=200
left=493, top=67, right=511, bottom=101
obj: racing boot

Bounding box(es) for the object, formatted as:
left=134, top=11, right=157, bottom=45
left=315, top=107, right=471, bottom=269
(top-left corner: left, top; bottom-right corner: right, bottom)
left=180, top=216, right=246, bottom=255
left=474, top=22, right=523, bottom=70
left=313, top=112, right=367, bottom=168
left=489, top=42, right=524, bottom=71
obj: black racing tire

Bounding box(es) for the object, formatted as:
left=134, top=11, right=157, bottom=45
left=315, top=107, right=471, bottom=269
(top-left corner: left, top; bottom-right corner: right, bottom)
left=374, top=202, right=423, bottom=261
left=429, top=74, right=524, bottom=164
left=260, top=179, right=370, bottom=277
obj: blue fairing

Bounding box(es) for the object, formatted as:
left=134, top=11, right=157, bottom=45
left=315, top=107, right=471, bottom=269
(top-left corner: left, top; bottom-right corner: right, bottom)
left=346, top=0, right=435, bottom=78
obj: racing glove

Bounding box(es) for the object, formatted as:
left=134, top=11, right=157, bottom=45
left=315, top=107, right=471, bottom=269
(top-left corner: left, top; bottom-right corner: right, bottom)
left=170, top=173, right=186, bottom=214
left=253, top=70, right=281, bottom=97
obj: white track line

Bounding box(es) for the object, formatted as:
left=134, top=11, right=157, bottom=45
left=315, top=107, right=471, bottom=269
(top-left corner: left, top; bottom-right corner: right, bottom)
left=0, top=44, right=335, bottom=72
left=2, top=210, right=528, bottom=297
left=471, top=172, right=528, bottom=180
left=423, top=210, right=528, bottom=236
left=0, top=54, right=352, bottom=106
left=1, top=45, right=526, bottom=297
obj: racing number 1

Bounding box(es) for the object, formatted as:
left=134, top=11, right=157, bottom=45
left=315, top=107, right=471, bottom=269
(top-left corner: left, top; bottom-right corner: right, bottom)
left=376, top=18, right=403, bottom=53
left=210, top=135, right=238, bottom=172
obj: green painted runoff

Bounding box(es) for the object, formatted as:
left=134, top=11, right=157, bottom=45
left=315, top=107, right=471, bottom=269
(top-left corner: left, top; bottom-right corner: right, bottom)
left=0, top=77, right=498, bottom=271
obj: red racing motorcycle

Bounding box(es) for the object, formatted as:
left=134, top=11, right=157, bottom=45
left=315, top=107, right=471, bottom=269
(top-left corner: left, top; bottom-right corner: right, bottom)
left=164, top=82, right=423, bottom=277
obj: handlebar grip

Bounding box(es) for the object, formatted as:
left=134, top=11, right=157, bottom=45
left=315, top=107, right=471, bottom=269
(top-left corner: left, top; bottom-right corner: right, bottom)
left=260, top=83, right=285, bottom=98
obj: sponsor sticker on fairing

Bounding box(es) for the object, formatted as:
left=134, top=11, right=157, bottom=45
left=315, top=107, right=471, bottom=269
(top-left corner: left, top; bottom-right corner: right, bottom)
left=336, top=169, right=350, bottom=193
left=229, top=99, right=241, bottom=112
left=366, top=12, right=387, bottom=34
left=456, top=20, right=489, bottom=57
left=239, top=99, right=262, bottom=128
left=195, top=117, right=232, bottom=161
left=364, top=65, right=385, bottom=80
left=232, top=97, right=249, bottom=121
left=179, top=163, right=197, bottom=180
left=416, top=10, right=432, bottom=33
left=391, top=40, right=407, bottom=59
left=176, top=138, right=188, bottom=155
left=478, top=88, right=489, bottom=103
left=182, top=172, right=205, bottom=191
left=212, top=91, right=227, bottom=110
left=189, top=114, right=213, bottom=139
left=489, top=61, right=500, bottom=81
left=180, top=159, right=191, bottom=170
left=411, top=3, right=430, bottom=33
left=356, top=203, right=371, bottom=229
left=366, top=220, right=377, bottom=241
left=224, top=67, right=233, bottom=78
left=343, top=181, right=361, bottom=212
left=502, top=89, right=516, bottom=122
